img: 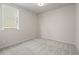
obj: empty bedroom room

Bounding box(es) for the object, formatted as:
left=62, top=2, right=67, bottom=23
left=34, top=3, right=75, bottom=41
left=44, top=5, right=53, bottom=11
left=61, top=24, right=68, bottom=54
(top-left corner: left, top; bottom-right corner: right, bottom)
left=0, top=3, right=79, bottom=55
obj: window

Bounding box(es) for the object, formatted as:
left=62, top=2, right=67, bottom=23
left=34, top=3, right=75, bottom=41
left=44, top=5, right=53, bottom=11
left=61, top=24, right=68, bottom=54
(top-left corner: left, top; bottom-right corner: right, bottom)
left=0, top=4, right=19, bottom=30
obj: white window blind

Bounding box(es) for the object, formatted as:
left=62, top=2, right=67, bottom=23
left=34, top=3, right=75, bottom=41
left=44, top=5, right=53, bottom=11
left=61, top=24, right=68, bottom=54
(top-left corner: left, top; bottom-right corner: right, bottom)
left=0, top=4, right=19, bottom=30
left=0, top=5, right=2, bottom=29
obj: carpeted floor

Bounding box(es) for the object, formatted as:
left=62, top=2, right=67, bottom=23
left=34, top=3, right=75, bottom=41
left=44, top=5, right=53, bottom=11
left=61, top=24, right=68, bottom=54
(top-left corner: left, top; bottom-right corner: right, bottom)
left=0, top=38, right=78, bottom=55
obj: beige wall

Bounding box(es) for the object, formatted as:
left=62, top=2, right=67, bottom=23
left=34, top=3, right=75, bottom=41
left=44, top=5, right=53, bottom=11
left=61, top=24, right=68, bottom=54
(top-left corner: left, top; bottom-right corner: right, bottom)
left=0, top=4, right=39, bottom=48
left=38, top=4, right=76, bottom=44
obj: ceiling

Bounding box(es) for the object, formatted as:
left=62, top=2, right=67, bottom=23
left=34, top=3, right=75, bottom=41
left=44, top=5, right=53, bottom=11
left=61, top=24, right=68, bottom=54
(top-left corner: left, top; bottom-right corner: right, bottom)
left=15, top=3, right=74, bottom=14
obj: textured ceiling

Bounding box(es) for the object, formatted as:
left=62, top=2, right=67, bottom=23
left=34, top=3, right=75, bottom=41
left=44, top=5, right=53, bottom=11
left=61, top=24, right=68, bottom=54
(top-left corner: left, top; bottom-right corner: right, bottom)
left=15, top=3, right=74, bottom=14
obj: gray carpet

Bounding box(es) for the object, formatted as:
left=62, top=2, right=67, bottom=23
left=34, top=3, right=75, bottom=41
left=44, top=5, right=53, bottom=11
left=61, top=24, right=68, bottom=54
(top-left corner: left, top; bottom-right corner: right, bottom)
left=0, top=38, right=78, bottom=55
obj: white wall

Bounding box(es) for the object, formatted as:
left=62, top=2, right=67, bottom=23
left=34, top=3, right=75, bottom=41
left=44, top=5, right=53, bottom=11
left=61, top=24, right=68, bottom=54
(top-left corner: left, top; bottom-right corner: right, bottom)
left=0, top=4, right=77, bottom=49
left=76, top=4, right=79, bottom=51
left=38, top=4, right=76, bottom=44
left=0, top=4, right=38, bottom=48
